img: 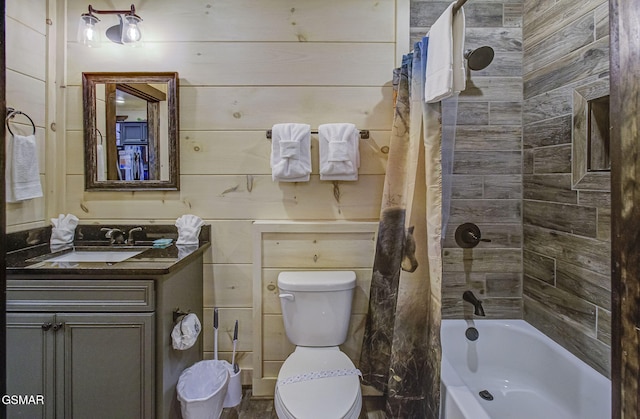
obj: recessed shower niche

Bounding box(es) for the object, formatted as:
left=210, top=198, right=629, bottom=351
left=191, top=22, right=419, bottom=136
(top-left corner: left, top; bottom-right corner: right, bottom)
left=572, top=77, right=611, bottom=190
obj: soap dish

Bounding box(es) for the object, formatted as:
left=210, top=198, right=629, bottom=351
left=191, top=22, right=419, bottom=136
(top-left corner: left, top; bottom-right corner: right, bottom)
left=153, top=238, right=174, bottom=248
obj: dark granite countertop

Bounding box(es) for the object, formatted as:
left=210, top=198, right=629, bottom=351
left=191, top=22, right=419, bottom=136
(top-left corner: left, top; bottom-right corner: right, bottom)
left=6, top=224, right=210, bottom=277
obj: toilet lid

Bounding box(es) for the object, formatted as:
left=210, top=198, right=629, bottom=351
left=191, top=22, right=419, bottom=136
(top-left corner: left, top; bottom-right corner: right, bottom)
left=277, top=348, right=361, bottom=418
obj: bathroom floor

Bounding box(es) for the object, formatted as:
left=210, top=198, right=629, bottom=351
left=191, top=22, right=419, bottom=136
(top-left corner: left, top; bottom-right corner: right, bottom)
left=220, top=389, right=386, bottom=419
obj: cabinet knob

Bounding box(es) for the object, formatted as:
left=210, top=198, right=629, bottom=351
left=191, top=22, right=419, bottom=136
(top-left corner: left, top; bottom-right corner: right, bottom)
left=52, top=323, right=64, bottom=331
left=41, top=322, right=52, bottom=331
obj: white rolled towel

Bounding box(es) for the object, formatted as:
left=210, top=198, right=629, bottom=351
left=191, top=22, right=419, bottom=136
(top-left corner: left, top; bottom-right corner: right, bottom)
left=50, top=214, right=79, bottom=247
left=270, top=123, right=312, bottom=182
left=175, top=214, right=204, bottom=245
left=318, top=123, right=360, bottom=181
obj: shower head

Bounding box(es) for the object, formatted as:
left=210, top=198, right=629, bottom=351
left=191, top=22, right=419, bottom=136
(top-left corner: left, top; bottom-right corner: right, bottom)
left=464, top=46, right=495, bottom=71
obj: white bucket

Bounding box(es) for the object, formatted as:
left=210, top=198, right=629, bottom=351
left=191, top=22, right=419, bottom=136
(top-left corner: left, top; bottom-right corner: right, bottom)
left=177, top=360, right=230, bottom=419
left=221, top=361, right=242, bottom=408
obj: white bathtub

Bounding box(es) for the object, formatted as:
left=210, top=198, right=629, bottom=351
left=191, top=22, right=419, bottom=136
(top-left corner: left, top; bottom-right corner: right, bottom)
left=440, top=320, right=611, bottom=419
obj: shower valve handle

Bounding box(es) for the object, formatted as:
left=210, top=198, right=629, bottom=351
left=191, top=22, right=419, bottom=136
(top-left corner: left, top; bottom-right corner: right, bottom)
left=455, top=223, right=491, bottom=248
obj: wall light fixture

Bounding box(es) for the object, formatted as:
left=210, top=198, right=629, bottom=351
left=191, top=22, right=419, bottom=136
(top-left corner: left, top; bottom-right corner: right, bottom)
left=78, top=4, right=143, bottom=47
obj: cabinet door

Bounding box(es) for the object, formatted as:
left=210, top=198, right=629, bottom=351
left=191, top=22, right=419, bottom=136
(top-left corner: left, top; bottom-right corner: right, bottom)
left=56, top=313, right=155, bottom=419
left=6, top=313, right=56, bottom=419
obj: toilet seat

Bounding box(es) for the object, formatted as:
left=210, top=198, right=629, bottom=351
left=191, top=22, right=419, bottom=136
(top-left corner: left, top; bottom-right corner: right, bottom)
left=275, top=347, right=362, bottom=419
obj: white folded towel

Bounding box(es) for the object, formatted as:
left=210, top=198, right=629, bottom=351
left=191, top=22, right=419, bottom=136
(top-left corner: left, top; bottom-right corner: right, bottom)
left=424, top=2, right=466, bottom=103
left=318, top=123, right=360, bottom=181
left=96, top=144, right=106, bottom=181
left=50, top=214, right=79, bottom=247
left=6, top=134, right=43, bottom=202
left=270, top=123, right=312, bottom=182
left=175, top=214, right=204, bottom=245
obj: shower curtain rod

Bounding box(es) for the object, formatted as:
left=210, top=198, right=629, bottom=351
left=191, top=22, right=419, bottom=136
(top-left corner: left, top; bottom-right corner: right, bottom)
left=453, top=0, right=467, bottom=14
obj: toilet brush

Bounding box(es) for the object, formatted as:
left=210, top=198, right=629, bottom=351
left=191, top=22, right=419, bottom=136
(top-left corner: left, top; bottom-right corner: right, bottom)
left=214, top=308, right=219, bottom=360
left=231, top=320, right=239, bottom=373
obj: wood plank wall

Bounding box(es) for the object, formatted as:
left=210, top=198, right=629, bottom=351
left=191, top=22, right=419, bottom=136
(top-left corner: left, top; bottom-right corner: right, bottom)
left=411, top=0, right=524, bottom=319
left=5, top=0, right=50, bottom=232
left=522, top=0, right=611, bottom=377
left=63, top=0, right=404, bottom=384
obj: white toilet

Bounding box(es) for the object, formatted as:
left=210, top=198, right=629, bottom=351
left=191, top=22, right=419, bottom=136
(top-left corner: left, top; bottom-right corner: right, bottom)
left=274, top=271, right=362, bottom=419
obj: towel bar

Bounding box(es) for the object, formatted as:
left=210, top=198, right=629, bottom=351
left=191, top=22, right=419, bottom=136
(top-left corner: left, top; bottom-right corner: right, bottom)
left=6, top=107, right=36, bottom=136
left=266, top=129, right=369, bottom=140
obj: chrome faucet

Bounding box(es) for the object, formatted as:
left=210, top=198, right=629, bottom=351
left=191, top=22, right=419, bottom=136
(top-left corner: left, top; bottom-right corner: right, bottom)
left=463, top=290, right=486, bottom=316
left=127, top=227, right=143, bottom=245
left=101, top=228, right=125, bottom=245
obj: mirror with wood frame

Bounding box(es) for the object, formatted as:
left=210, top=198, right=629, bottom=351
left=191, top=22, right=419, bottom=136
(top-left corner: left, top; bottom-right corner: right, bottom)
left=82, top=72, right=179, bottom=190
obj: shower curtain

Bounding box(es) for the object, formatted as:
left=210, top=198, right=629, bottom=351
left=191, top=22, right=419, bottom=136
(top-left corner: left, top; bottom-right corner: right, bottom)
left=359, top=40, right=445, bottom=418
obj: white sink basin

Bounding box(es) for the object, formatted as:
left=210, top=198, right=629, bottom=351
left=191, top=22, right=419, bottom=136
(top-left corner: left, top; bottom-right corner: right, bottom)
left=46, top=250, right=144, bottom=263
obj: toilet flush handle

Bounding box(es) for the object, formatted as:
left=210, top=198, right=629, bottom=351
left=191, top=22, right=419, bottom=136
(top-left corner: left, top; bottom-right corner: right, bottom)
left=279, top=293, right=295, bottom=301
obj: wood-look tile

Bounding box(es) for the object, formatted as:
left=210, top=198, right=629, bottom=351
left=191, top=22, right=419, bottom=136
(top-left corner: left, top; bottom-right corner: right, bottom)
left=597, top=308, right=611, bottom=346
left=594, top=2, right=609, bottom=40
left=489, top=101, right=522, bottom=125
left=443, top=101, right=489, bottom=125
left=524, top=36, right=610, bottom=99
left=466, top=27, right=523, bottom=53
left=523, top=115, right=572, bottom=148
left=524, top=296, right=611, bottom=377
left=443, top=248, right=522, bottom=273
left=523, top=276, right=597, bottom=335
left=522, top=87, right=573, bottom=125
left=450, top=199, right=521, bottom=224
left=523, top=149, right=534, bottom=174
left=523, top=250, right=556, bottom=285
left=486, top=273, right=522, bottom=297
left=523, top=174, right=577, bottom=204
left=451, top=175, right=484, bottom=199
left=533, top=144, right=571, bottom=174
left=523, top=13, right=595, bottom=75
left=483, top=175, right=522, bottom=199
left=523, top=200, right=598, bottom=237
left=523, top=225, right=610, bottom=274
left=455, top=126, right=522, bottom=151
left=578, top=190, right=611, bottom=209
left=503, top=3, right=523, bottom=28
left=556, top=260, right=611, bottom=310
left=454, top=151, right=521, bottom=174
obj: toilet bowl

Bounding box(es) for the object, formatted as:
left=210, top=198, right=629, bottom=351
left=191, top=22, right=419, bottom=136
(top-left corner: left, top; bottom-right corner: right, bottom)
left=274, top=347, right=362, bottom=419
left=275, top=271, right=362, bottom=419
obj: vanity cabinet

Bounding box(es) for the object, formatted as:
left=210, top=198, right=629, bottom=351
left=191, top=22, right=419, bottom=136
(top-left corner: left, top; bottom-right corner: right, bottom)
left=6, top=254, right=205, bottom=419
left=6, top=280, right=155, bottom=419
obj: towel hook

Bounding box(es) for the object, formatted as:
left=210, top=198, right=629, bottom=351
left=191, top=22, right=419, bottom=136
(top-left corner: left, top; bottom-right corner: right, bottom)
left=6, top=107, right=36, bottom=136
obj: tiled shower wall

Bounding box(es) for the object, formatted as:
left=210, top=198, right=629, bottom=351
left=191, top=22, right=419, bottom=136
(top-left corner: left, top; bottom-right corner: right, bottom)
left=522, top=0, right=611, bottom=377
left=410, top=0, right=524, bottom=318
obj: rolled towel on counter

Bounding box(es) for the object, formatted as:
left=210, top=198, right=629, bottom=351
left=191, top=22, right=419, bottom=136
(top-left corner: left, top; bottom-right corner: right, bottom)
left=175, top=214, right=204, bottom=245
left=318, top=123, right=360, bottom=181
left=270, top=123, right=312, bottom=182
left=50, top=214, right=79, bottom=249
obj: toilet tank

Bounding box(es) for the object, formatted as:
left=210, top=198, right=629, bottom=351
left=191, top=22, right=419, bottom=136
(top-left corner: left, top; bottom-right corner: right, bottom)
left=277, top=271, right=356, bottom=347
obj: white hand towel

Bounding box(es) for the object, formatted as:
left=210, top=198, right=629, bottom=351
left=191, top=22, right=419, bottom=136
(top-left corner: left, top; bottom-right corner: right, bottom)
left=424, top=2, right=466, bottom=103
left=50, top=214, right=79, bottom=247
left=175, top=214, right=204, bottom=245
left=6, top=134, right=43, bottom=202
left=318, top=123, right=360, bottom=181
left=270, top=123, right=312, bottom=182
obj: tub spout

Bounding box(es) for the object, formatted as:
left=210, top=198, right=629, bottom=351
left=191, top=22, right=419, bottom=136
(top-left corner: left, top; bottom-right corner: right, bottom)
left=463, top=291, right=486, bottom=316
